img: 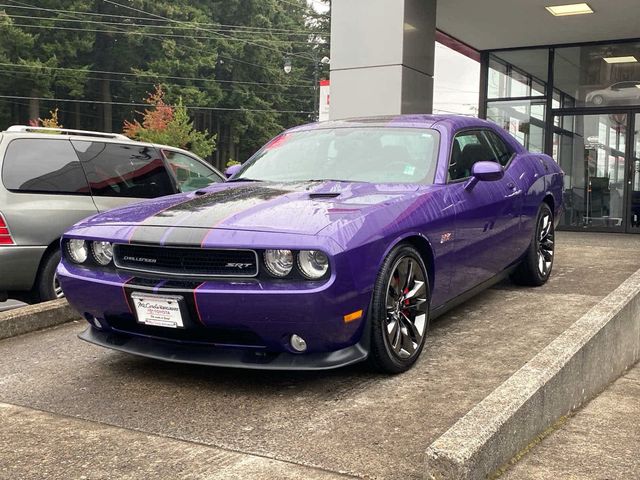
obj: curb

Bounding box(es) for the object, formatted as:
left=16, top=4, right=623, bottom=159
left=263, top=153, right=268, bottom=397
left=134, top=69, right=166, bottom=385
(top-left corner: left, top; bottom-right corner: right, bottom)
left=0, top=299, right=79, bottom=340
left=424, top=268, right=640, bottom=479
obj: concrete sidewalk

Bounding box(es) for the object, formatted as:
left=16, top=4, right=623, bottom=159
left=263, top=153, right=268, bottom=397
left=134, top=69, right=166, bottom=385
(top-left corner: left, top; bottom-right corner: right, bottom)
left=1, top=232, right=639, bottom=479
left=502, top=363, right=640, bottom=480
left=0, top=403, right=349, bottom=480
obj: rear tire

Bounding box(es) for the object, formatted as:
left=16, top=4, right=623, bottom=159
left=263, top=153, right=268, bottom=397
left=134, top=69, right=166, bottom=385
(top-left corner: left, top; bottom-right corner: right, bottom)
left=368, top=244, right=430, bottom=374
left=512, top=203, right=555, bottom=286
left=32, top=249, right=64, bottom=303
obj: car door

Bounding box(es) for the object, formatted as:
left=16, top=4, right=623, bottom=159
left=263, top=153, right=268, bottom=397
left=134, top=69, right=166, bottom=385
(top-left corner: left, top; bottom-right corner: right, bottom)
left=72, top=140, right=178, bottom=212
left=161, top=149, right=224, bottom=192
left=447, top=129, right=522, bottom=295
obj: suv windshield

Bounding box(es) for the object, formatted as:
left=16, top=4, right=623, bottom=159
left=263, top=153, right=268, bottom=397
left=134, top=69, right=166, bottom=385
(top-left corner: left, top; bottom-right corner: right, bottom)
left=235, top=127, right=440, bottom=184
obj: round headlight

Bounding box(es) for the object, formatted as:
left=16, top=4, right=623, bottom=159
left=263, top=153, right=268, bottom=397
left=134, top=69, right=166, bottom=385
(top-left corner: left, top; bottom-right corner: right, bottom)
left=67, top=239, right=88, bottom=264
left=298, top=250, right=329, bottom=279
left=264, top=249, right=293, bottom=277
left=92, top=241, right=113, bottom=266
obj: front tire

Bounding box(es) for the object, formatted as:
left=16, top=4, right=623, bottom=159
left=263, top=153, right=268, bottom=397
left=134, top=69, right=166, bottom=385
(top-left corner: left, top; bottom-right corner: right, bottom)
left=32, top=249, right=64, bottom=302
left=368, top=244, right=430, bottom=374
left=512, top=203, right=555, bottom=286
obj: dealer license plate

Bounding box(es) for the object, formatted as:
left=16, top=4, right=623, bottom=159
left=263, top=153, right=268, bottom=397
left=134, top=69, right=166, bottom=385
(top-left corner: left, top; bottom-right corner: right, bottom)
left=131, top=293, right=185, bottom=329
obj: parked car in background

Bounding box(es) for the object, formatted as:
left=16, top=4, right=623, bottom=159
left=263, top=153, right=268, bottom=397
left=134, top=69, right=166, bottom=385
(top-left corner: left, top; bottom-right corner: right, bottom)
left=0, top=126, right=223, bottom=303
left=586, top=81, right=640, bottom=105
left=58, top=115, right=564, bottom=374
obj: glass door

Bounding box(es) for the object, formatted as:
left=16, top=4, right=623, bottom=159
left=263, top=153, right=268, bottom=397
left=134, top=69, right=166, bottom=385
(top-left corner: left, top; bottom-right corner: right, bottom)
left=628, top=114, right=640, bottom=232
left=554, top=113, right=627, bottom=231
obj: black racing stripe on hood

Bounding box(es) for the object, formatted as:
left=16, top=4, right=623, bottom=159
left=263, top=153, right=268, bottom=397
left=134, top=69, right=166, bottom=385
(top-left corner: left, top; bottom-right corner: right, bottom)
left=129, top=185, right=291, bottom=244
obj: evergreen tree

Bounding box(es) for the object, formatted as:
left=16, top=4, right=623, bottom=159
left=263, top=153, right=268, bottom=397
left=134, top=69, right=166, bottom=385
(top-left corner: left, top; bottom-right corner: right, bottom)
left=0, top=0, right=329, bottom=166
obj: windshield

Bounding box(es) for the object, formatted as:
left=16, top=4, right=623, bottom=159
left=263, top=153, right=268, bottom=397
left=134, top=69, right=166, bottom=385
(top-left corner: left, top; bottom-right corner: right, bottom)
left=235, top=127, right=440, bottom=184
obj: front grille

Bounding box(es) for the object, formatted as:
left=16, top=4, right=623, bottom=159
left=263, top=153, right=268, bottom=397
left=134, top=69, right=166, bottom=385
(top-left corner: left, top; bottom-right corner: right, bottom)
left=114, top=244, right=258, bottom=278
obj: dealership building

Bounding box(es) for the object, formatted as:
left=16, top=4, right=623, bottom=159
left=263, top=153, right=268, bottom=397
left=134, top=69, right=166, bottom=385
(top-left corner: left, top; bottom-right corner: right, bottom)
left=329, top=0, right=640, bottom=233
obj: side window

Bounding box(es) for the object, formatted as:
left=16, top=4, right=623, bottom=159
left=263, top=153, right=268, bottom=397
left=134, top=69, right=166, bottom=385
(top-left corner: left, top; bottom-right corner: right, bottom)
left=1, top=138, right=90, bottom=194
left=163, top=150, right=222, bottom=192
left=448, top=131, right=497, bottom=182
left=72, top=141, right=175, bottom=199
left=483, top=130, right=513, bottom=167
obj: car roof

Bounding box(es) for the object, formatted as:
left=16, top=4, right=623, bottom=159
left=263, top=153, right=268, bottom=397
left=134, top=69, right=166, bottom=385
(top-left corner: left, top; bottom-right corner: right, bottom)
left=285, top=114, right=498, bottom=133
left=0, top=126, right=206, bottom=159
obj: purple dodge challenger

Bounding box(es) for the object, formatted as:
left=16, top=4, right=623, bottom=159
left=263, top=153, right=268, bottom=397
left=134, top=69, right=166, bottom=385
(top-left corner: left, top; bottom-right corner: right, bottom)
left=58, top=115, right=563, bottom=373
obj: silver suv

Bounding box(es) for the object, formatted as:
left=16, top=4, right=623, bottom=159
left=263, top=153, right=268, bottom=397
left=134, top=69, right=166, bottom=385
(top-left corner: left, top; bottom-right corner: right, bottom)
left=0, top=126, right=223, bottom=303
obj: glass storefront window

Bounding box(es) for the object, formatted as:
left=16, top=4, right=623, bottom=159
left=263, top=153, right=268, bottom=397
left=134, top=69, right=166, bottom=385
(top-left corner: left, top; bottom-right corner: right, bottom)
left=487, top=100, right=546, bottom=152
left=555, top=42, right=640, bottom=107
left=488, top=49, right=548, bottom=99
left=554, top=114, right=627, bottom=229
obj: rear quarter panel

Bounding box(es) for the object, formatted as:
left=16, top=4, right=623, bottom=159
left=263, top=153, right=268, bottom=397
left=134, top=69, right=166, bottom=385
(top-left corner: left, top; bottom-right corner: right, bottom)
left=508, top=152, right=563, bottom=256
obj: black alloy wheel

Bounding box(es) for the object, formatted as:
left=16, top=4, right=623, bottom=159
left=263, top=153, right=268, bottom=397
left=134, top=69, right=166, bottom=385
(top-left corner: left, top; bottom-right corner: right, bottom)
left=512, top=203, right=555, bottom=286
left=368, top=244, right=430, bottom=374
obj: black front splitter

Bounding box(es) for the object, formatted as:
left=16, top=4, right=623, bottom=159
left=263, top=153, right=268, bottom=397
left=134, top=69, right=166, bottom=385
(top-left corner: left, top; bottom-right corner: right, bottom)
left=78, top=326, right=369, bottom=371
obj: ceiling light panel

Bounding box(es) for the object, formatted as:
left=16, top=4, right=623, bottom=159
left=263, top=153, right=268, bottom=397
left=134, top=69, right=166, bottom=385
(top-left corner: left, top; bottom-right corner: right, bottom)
left=545, top=3, right=594, bottom=16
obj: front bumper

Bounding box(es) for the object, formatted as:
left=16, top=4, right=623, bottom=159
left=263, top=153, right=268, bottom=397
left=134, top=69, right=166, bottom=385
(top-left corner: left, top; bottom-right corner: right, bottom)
left=0, top=245, right=47, bottom=292
left=58, top=260, right=372, bottom=369
left=79, top=326, right=368, bottom=370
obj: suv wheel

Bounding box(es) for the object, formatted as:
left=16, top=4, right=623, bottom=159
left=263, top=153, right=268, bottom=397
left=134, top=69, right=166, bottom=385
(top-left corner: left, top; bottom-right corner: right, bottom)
left=32, top=249, right=64, bottom=302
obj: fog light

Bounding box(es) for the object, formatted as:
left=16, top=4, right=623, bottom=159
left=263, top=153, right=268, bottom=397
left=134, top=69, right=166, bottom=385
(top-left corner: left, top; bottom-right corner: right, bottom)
left=290, top=334, right=307, bottom=352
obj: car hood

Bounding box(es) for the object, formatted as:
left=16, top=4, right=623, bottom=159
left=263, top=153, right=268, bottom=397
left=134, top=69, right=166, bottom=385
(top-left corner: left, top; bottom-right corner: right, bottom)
left=78, top=181, right=425, bottom=236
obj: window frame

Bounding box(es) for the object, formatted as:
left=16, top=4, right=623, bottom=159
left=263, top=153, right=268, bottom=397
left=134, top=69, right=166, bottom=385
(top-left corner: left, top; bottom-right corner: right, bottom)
left=160, top=148, right=223, bottom=192
left=1, top=137, right=92, bottom=196
left=71, top=140, right=178, bottom=199
left=483, top=129, right=516, bottom=168
left=446, top=127, right=514, bottom=185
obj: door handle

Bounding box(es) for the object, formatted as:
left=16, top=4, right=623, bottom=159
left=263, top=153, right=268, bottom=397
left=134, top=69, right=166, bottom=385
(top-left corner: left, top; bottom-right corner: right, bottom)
left=507, top=182, right=516, bottom=190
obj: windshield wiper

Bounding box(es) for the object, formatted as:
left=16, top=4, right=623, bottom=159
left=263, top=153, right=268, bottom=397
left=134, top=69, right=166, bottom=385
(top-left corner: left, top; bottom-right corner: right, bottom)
left=307, top=179, right=366, bottom=183
left=226, top=177, right=263, bottom=182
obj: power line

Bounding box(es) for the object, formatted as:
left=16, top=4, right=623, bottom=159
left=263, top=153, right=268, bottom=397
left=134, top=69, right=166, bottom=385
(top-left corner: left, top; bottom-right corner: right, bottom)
left=0, top=94, right=313, bottom=114
left=102, top=0, right=291, bottom=58
left=0, top=3, right=330, bottom=35
left=0, top=61, right=316, bottom=89
left=0, top=69, right=315, bottom=104
left=276, top=0, right=328, bottom=15
left=2, top=0, right=326, bottom=78
left=7, top=20, right=321, bottom=46
left=3, top=13, right=323, bottom=38
left=101, top=0, right=318, bottom=60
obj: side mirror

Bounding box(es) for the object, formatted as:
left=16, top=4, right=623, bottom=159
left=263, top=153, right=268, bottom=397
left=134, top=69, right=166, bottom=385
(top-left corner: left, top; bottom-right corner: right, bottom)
left=224, top=164, right=242, bottom=178
left=465, top=161, right=504, bottom=191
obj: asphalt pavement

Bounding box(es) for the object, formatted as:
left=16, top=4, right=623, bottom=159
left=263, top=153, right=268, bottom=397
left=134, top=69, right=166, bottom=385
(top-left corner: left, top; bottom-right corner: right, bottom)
left=1, top=232, right=639, bottom=480
left=0, top=299, right=25, bottom=313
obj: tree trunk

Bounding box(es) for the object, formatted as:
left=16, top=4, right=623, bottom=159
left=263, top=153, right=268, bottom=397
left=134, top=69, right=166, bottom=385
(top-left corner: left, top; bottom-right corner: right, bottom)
left=74, top=102, right=81, bottom=129
left=215, top=116, right=221, bottom=169
left=28, top=90, right=39, bottom=123
left=101, top=78, right=112, bottom=132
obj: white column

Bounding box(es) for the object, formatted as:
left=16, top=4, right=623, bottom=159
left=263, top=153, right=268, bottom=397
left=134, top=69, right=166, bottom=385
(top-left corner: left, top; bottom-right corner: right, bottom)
left=329, top=0, right=436, bottom=120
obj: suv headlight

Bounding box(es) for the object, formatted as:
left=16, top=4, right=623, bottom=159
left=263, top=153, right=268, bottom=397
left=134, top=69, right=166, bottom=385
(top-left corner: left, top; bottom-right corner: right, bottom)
left=91, top=241, right=113, bottom=266
left=264, top=249, right=294, bottom=277
left=66, top=239, right=89, bottom=264
left=298, top=250, right=329, bottom=279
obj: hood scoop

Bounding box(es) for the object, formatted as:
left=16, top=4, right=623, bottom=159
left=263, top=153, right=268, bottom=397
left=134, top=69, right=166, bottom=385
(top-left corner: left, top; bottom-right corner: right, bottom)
left=309, top=192, right=341, bottom=199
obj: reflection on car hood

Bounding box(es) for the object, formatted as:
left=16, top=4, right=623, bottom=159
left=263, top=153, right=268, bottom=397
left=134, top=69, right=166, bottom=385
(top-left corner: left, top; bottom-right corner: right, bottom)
left=79, top=181, right=424, bottom=236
